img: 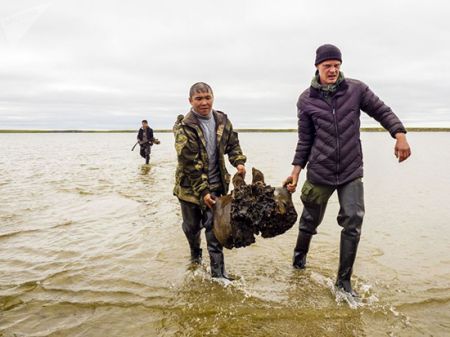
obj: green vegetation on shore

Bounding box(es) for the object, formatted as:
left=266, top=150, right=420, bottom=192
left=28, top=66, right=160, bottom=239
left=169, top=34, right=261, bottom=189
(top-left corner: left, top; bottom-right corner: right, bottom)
left=0, top=127, right=449, bottom=133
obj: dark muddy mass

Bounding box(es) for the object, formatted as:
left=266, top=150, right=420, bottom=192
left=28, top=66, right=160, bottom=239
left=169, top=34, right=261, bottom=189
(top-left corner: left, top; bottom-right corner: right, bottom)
left=215, top=168, right=298, bottom=249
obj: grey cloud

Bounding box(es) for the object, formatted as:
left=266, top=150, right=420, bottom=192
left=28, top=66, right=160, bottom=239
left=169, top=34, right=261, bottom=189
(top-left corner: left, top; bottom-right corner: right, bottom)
left=0, top=0, right=449, bottom=129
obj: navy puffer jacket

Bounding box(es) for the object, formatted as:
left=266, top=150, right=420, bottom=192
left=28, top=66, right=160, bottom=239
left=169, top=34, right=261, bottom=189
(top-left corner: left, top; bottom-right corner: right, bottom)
left=292, top=78, right=406, bottom=186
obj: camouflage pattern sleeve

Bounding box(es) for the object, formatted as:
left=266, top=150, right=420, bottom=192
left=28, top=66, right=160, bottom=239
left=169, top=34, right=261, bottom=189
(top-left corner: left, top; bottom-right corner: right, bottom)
left=225, top=121, right=247, bottom=167
left=175, top=126, right=210, bottom=197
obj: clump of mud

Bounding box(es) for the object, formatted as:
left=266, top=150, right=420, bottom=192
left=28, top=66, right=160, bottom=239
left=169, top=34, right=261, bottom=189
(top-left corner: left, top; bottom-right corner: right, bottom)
left=213, top=168, right=298, bottom=249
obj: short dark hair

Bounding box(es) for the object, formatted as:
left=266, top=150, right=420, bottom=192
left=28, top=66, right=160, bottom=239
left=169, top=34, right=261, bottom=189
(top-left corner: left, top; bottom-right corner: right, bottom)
left=142, top=120, right=148, bottom=124
left=189, top=82, right=213, bottom=98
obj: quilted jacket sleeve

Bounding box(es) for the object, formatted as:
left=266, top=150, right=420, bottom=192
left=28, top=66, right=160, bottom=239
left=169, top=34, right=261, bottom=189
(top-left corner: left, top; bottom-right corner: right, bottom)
left=292, top=94, right=315, bottom=168
left=360, top=82, right=407, bottom=138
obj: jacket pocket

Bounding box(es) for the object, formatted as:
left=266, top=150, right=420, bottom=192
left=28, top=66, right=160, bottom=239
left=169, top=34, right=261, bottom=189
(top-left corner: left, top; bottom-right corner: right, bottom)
left=300, top=180, right=313, bottom=202
left=180, top=176, right=191, bottom=188
left=300, top=180, right=333, bottom=205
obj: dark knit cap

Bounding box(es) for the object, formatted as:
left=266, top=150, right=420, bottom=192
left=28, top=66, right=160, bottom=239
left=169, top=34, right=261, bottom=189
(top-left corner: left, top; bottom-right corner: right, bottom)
left=315, top=44, right=342, bottom=65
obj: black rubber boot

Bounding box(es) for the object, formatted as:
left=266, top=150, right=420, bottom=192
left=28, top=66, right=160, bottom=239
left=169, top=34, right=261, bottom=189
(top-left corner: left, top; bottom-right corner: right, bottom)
left=293, top=231, right=312, bottom=269
left=205, top=227, right=233, bottom=280
left=210, top=256, right=234, bottom=281
left=202, top=192, right=233, bottom=281
left=188, top=231, right=201, bottom=264
left=145, top=155, right=150, bottom=164
left=209, top=251, right=225, bottom=278
left=190, top=248, right=202, bottom=264
left=335, top=232, right=360, bottom=297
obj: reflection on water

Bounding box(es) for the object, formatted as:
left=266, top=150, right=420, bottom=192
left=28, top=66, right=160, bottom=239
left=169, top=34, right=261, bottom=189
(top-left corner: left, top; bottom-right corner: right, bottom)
left=140, top=164, right=152, bottom=176
left=0, top=132, right=449, bottom=336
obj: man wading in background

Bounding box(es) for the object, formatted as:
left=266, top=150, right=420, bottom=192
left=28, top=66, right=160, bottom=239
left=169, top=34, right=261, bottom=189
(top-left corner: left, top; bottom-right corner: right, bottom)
left=173, top=82, right=246, bottom=280
left=137, top=120, right=155, bottom=164
left=285, top=44, right=411, bottom=296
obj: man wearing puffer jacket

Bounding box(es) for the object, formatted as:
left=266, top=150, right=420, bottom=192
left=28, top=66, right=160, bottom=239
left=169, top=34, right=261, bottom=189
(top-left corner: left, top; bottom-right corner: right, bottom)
left=285, top=44, right=411, bottom=297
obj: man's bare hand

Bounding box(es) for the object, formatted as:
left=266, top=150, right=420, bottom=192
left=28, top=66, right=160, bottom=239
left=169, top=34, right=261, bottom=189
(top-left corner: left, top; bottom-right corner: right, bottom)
left=395, top=133, right=411, bottom=163
left=237, top=164, right=246, bottom=177
left=203, top=193, right=216, bottom=210
left=284, top=165, right=302, bottom=193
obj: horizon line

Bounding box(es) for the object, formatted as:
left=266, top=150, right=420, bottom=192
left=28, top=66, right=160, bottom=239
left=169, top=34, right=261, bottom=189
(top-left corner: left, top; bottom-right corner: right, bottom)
left=1, top=127, right=450, bottom=133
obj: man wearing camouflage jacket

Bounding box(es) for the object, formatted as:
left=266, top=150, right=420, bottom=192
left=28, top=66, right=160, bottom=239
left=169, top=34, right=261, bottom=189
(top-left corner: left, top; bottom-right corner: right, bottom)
left=173, top=82, right=246, bottom=279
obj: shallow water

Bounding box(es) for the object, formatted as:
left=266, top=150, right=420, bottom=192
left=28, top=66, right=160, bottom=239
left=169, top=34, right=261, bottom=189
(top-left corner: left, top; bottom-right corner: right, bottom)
left=0, top=132, right=449, bottom=337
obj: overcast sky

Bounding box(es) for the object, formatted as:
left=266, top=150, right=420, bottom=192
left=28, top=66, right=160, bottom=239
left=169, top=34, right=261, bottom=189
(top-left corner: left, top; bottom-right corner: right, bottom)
left=0, top=0, right=449, bottom=130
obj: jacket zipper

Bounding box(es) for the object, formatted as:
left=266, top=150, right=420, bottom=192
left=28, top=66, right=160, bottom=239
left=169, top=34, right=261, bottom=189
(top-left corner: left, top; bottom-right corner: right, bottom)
left=332, top=107, right=340, bottom=185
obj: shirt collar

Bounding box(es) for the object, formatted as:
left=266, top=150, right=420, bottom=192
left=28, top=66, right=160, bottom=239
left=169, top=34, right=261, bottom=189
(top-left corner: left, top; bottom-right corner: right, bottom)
left=192, top=108, right=213, bottom=120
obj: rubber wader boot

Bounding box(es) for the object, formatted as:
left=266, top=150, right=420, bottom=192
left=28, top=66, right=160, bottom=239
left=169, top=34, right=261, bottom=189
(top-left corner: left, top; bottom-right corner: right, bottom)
left=203, top=209, right=233, bottom=280
left=293, top=232, right=313, bottom=269
left=145, top=155, right=150, bottom=164
left=190, top=248, right=202, bottom=264
left=209, top=250, right=225, bottom=278
left=336, top=232, right=360, bottom=297
left=207, top=236, right=234, bottom=280
left=293, top=199, right=325, bottom=269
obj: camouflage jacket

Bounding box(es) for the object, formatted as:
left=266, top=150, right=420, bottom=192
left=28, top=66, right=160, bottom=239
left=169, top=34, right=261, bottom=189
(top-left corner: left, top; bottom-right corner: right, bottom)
left=173, top=110, right=247, bottom=206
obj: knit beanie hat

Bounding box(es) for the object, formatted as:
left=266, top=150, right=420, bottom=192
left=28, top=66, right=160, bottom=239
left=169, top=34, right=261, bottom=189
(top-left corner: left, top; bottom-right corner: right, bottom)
left=315, top=44, right=342, bottom=65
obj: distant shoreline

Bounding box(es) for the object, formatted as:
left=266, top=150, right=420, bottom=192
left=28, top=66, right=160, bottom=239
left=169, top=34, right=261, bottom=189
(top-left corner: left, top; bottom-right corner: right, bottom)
left=0, top=128, right=449, bottom=133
